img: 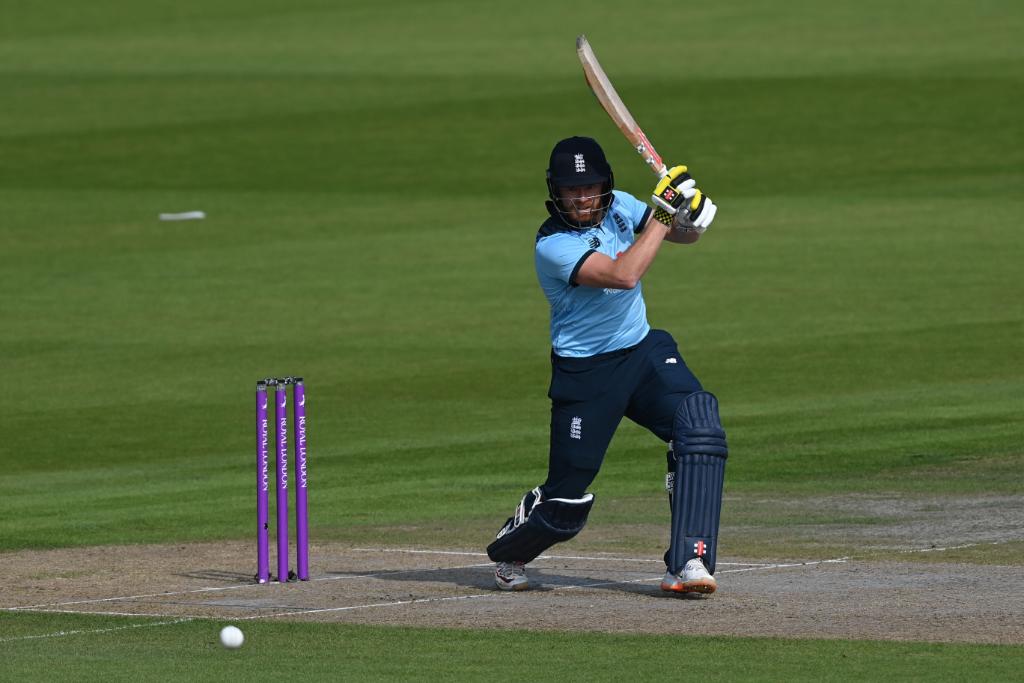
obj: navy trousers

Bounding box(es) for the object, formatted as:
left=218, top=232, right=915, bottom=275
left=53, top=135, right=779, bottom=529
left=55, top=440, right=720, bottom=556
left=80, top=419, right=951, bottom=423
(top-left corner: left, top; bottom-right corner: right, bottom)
left=542, top=329, right=702, bottom=499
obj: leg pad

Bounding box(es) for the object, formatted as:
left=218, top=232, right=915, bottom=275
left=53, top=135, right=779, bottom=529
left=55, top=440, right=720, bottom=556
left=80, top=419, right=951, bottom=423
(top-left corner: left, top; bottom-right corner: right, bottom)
left=487, top=489, right=595, bottom=563
left=668, top=391, right=727, bottom=574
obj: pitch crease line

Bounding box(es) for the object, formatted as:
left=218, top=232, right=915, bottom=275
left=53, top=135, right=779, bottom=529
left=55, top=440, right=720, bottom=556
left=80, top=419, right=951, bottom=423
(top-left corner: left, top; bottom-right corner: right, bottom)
left=351, top=548, right=764, bottom=566
left=5, top=543, right=977, bottom=613
left=243, top=592, right=496, bottom=619
left=253, top=557, right=859, bottom=616
left=548, top=557, right=851, bottom=590
left=4, top=555, right=851, bottom=623
left=5, top=607, right=212, bottom=618
left=3, top=555, right=854, bottom=624
left=2, top=561, right=492, bottom=612
left=0, top=617, right=195, bottom=643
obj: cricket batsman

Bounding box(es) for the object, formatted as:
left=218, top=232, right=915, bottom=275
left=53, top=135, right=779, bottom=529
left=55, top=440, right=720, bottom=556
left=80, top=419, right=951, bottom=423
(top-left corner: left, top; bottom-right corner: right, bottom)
left=486, top=136, right=728, bottom=596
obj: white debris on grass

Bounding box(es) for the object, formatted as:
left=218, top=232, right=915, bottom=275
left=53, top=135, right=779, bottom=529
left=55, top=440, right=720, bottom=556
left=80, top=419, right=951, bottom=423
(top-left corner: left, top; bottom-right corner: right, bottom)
left=159, top=211, right=206, bottom=221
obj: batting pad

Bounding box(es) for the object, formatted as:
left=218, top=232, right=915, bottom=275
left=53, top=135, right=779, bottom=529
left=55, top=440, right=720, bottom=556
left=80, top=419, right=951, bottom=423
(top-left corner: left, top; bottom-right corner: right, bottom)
left=487, top=493, right=595, bottom=563
left=668, top=391, right=728, bottom=575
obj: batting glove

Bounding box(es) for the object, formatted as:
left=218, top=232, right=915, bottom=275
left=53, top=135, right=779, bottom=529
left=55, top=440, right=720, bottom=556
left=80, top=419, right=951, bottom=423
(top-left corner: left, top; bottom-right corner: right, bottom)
left=652, top=165, right=717, bottom=233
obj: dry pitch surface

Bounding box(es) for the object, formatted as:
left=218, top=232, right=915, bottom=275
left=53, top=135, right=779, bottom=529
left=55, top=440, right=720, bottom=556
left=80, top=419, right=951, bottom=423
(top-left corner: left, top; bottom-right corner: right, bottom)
left=5, top=494, right=1023, bottom=646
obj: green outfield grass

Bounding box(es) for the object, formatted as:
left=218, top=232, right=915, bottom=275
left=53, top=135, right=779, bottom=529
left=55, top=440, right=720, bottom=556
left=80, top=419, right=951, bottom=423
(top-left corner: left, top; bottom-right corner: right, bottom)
left=2, top=613, right=1023, bottom=682
left=1, top=0, right=1022, bottom=676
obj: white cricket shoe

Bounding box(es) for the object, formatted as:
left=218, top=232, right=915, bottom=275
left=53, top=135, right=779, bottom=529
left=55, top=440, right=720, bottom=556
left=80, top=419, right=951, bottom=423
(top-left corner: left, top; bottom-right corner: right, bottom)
left=494, top=561, right=529, bottom=591
left=660, top=558, right=717, bottom=595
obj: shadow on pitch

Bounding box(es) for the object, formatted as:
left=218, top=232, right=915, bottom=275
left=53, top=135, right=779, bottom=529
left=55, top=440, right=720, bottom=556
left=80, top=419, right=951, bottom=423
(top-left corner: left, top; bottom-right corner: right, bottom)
left=321, top=565, right=664, bottom=597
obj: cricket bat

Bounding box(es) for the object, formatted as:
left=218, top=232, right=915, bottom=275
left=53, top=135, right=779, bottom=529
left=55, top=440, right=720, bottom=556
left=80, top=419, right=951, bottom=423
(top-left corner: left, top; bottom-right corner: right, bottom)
left=576, top=35, right=669, bottom=179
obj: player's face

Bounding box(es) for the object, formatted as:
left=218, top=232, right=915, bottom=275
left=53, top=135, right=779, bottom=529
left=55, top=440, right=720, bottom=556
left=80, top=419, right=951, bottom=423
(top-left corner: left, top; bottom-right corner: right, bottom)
left=559, top=183, right=605, bottom=223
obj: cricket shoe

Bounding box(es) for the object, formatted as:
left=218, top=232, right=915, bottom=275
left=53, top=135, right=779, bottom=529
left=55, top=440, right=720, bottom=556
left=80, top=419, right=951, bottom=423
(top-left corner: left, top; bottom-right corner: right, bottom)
left=661, top=558, right=717, bottom=595
left=494, top=561, right=529, bottom=591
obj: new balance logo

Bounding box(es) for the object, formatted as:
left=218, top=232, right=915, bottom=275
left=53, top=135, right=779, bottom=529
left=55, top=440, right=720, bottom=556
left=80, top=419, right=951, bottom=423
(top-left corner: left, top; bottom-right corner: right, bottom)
left=665, top=357, right=678, bottom=364
left=570, top=416, right=582, bottom=440
left=588, top=236, right=601, bottom=249
left=574, top=153, right=586, bottom=173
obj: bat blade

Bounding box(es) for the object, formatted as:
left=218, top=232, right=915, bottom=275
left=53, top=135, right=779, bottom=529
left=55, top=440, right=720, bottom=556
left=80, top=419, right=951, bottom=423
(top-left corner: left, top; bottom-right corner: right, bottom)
left=576, top=35, right=667, bottom=178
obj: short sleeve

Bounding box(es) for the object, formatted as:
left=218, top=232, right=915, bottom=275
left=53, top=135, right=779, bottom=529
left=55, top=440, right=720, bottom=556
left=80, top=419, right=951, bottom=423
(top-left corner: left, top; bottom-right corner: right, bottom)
left=536, top=234, right=595, bottom=286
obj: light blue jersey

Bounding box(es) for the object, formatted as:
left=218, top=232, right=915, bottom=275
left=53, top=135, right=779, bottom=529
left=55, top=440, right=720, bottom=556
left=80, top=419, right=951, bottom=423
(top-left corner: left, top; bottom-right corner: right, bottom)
left=535, top=190, right=654, bottom=357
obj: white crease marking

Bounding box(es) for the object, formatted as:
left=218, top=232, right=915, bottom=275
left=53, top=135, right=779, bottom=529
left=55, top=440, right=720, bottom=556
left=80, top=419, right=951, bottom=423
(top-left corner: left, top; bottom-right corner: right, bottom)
left=4, top=540, right=1011, bottom=639
left=1, top=562, right=491, bottom=612
left=352, top=547, right=766, bottom=567
left=242, top=592, right=496, bottom=619
left=0, top=617, right=194, bottom=643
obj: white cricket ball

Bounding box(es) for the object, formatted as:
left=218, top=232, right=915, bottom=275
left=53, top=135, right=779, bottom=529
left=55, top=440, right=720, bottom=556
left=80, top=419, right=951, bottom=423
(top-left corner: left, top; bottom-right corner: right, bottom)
left=219, top=625, right=245, bottom=649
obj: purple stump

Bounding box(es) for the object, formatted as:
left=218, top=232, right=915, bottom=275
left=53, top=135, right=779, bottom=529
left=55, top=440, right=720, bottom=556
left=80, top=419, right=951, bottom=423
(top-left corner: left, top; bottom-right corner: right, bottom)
left=255, top=381, right=270, bottom=584
left=292, top=377, right=309, bottom=580
left=274, top=380, right=290, bottom=582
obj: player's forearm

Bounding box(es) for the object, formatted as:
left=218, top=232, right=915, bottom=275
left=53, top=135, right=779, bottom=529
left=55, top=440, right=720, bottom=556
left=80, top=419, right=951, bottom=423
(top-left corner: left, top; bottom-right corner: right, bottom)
left=617, top=219, right=672, bottom=286
left=577, top=219, right=670, bottom=289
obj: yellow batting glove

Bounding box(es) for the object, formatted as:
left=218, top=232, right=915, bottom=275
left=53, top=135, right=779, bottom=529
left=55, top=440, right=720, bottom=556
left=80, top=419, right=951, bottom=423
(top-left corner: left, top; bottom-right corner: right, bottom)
left=652, top=165, right=693, bottom=217
left=651, top=164, right=717, bottom=233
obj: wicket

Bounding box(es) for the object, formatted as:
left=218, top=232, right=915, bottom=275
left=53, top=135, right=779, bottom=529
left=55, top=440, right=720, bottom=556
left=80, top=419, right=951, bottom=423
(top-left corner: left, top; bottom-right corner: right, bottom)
left=255, top=376, right=310, bottom=583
